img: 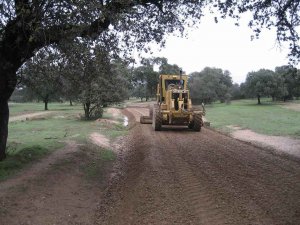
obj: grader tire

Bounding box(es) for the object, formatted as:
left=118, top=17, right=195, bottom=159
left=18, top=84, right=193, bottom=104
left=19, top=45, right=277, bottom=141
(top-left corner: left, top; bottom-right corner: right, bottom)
left=153, top=110, right=162, bottom=131
left=193, top=114, right=202, bottom=132
left=188, top=121, right=194, bottom=129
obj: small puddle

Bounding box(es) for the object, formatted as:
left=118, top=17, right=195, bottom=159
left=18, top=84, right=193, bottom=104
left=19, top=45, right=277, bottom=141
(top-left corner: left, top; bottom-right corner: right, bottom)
left=123, top=116, right=129, bottom=126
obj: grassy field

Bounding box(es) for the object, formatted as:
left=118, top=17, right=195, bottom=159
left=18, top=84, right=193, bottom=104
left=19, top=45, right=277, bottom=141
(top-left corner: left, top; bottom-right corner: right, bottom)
left=8, top=102, right=83, bottom=117
left=1, top=102, right=128, bottom=180
left=205, top=99, right=300, bottom=137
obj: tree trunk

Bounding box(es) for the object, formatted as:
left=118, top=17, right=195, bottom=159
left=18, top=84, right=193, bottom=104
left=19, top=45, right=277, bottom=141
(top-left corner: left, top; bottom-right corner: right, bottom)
left=83, top=102, right=90, bottom=119
left=257, top=95, right=261, bottom=105
left=0, top=100, right=9, bottom=160
left=44, top=101, right=48, bottom=110
left=44, top=96, right=49, bottom=110
left=0, top=67, right=17, bottom=161
left=69, top=99, right=73, bottom=106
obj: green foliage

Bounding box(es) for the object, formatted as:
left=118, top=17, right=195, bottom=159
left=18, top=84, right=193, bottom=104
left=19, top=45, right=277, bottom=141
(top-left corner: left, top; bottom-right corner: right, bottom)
left=152, top=57, right=181, bottom=74
left=131, top=57, right=182, bottom=101
left=1, top=0, right=300, bottom=163
left=1, top=1, right=299, bottom=63
left=132, top=64, right=159, bottom=100
left=189, top=67, right=233, bottom=104
left=21, top=48, right=63, bottom=110
left=59, top=41, right=129, bottom=120
left=205, top=99, right=300, bottom=137
left=241, top=66, right=300, bottom=103
left=230, top=83, right=243, bottom=100
left=275, top=65, right=300, bottom=100
left=244, top=69, right=274, bottom=104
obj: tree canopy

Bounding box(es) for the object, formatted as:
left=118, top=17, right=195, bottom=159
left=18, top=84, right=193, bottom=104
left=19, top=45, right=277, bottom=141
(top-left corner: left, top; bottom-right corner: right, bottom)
left=131, top=57, right=182, bottom=101
left=244, top=69, right=275, bottom=104
left=241, top=66, right=300, bottom=104
left=189, top=67, right=233, bottom=104
left=1, top=0, right=300, bottom=160
left=59, top=41, right=129, bottom=119
left=21, top=48, right=63, bottom=110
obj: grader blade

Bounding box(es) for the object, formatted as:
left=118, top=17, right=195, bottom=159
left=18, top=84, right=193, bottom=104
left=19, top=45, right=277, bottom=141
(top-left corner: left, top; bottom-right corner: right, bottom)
left=140, top=116, right=152, bottom=124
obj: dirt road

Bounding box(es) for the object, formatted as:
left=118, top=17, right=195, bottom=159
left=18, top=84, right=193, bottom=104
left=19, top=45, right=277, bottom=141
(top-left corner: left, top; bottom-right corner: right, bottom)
left=96, top=106, right=300, bottom=225
left=1, top=105, right=300, bottom=225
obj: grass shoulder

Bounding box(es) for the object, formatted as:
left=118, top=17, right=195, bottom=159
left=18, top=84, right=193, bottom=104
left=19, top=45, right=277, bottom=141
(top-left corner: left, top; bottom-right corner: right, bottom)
left=1, top=103, right=128, bottom=181
left=81, top=145, right=116, bottom=181
left=204, top=99, right=300, bottom=138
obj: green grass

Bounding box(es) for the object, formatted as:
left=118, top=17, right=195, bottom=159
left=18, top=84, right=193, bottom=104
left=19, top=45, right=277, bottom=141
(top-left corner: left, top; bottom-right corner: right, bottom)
left=9, top=102, right=82, bottom=117
left=9, top=102, right=45, bottom=116
left=1, top=102, right=128, bottom=180
left=101, top=149, right=117, bottom=161
left=82, top=147, right=116, bottom=180
left=0, top=145, right=48, bottom=180
left=205, top=99, right=300, bottom=137
left=8, top=117, right=99, bottom=152
left=103, top=123, right=129, bottom=139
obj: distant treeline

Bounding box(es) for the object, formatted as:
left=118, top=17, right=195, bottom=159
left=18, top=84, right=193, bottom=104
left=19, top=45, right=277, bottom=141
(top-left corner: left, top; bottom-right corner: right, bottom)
left=129, top=59, right=300, bottom=105
left=189, top=65, right=300, bottom=104
left=11, top=53, right=300, bottom=111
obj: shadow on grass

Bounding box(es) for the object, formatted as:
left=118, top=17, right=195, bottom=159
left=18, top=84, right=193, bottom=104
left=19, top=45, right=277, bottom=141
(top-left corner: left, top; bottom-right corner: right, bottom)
left=0, top=145, right=49, bottom=181
left=242, top=102, right=278, bottom=107
left=205, top=99, right=282, bottom=107
left=49, top=108, right=81, bottom=111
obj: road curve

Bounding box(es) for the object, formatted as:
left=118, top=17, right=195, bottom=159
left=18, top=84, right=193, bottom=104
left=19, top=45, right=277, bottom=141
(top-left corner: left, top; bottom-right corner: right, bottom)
left=95, top=106, right=300, bottom=225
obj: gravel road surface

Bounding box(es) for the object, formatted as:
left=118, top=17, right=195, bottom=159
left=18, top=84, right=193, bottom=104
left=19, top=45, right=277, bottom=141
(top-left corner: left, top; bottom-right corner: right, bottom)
left=96, top=106, right=300, bottom=225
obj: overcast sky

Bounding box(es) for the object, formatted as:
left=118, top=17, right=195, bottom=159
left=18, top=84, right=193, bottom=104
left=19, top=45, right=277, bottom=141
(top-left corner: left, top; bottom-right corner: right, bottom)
left=137, top=13, right=298, bottom=84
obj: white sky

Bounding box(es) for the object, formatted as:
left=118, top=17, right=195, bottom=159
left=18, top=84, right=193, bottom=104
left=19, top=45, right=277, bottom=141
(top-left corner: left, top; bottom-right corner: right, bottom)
left=137, top=13, right=298, bottom=84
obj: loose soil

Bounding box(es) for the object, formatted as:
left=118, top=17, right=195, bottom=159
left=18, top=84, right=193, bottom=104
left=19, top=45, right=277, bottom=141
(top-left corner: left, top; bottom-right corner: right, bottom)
left=9, top=111, right=57, bottom=122
left=94, top=107, right=300, bottom=225
left=1, top=105, right=300, bottom=225
left=89, top=132, right=111, bottom=149
left=230, top=127, right=300, bottom=158
left=280, top=102, right=300, bottom=112
left=0, top=141, right=107, bottom=225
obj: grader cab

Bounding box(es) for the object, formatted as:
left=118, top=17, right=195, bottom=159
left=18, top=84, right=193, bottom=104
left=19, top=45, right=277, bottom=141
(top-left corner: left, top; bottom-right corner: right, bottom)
left=140, top=72, right=205, bottom=131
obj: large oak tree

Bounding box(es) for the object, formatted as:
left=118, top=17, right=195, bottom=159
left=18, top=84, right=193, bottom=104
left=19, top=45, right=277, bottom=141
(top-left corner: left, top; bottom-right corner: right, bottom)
left=22, top=48, right=63, bottom=110
left=1, top=0, right=300, bottom=160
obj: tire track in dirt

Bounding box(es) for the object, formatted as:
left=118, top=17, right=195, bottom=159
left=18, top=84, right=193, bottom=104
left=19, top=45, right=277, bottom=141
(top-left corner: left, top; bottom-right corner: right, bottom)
left=163, top=131, right=273, bottom=224
left=159, top=132, right=229, bottom=225
left=97, top=108, right=229, bottom=224
left=169, top=130, right=300, bottom=224
left=189, top=130, right=300, bottom=195
left=0, top=141, right=80, bottom=194
left=96, top=113, right=198, bottom=224
left=0, top=142, right=106, bottom=225
left=95, top=106, right=300, bottom=225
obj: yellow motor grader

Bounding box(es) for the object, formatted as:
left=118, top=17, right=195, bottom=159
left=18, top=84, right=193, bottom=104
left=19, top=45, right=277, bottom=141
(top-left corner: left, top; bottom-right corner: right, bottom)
left=140, top=72, right=205, bottom=131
